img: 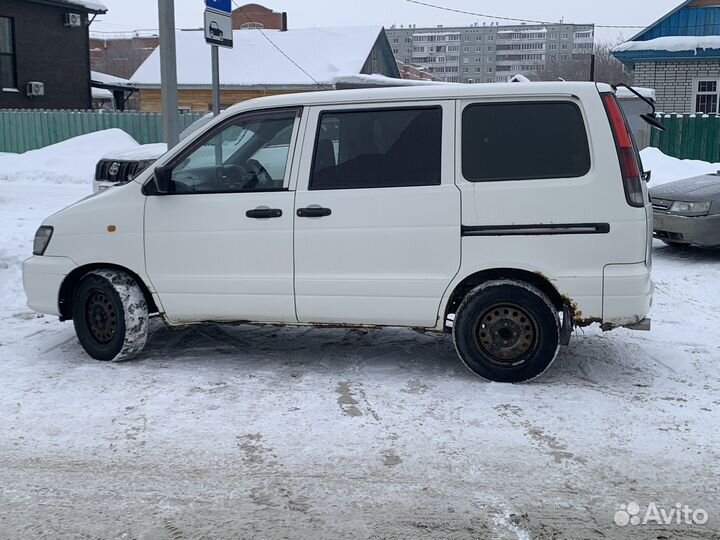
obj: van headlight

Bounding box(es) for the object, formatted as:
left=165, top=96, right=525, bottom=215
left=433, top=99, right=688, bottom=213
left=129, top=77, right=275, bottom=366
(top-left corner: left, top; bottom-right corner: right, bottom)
left=668, top=201, right=711, bottom=216
left=33, top=226, right=54, bottom=256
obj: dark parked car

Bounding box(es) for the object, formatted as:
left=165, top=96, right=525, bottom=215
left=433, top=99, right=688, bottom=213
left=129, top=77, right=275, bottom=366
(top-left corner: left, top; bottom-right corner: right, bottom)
left=650, top=173, right=720, bottom=247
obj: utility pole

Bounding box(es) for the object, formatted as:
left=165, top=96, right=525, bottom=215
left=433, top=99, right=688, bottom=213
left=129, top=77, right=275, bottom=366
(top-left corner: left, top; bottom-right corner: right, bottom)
left=211, top=45, right=220, bottom=115
left=158, top=0, right=179, bottom=148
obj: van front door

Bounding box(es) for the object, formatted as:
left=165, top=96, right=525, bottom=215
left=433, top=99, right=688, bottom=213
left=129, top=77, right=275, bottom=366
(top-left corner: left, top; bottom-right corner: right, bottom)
left=293, top=103, right=461, bottom=328
left=144, top=108, right=302, bottom=323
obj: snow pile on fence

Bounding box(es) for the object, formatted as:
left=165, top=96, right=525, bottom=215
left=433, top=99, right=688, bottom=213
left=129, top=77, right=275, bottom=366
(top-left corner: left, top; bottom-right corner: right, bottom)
left=640, top=147, right=720, bottom=186
left=614, top=36, right=720, bottom=54
left=0, top=129, right=138, bottom=185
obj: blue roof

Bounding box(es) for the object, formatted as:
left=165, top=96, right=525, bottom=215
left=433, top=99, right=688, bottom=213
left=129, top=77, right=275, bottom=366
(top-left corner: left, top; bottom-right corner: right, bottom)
left=614, top=0, right=720, bottom=67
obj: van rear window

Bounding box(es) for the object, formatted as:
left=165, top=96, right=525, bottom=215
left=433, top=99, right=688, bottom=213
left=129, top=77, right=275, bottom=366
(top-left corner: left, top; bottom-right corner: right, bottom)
left=462, top=101, right=591, bottom=182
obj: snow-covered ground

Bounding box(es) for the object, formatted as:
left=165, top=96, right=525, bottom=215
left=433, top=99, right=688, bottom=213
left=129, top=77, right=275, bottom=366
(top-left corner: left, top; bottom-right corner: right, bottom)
left=1, top=137, right=719, bottom=539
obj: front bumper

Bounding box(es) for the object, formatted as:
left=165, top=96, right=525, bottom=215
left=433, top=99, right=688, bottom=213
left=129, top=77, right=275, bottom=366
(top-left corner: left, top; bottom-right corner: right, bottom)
left=653, top=212, right=720, bottom=247
left=23, top=256, right=77, bottom=316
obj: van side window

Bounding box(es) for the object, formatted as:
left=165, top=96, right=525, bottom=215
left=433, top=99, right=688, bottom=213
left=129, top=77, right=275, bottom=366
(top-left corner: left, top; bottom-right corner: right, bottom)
left=310, top=107, right=442, bottom=190
left=462, top=102, right=591, bottom=182
left=167, top=109, right=298, bottom=194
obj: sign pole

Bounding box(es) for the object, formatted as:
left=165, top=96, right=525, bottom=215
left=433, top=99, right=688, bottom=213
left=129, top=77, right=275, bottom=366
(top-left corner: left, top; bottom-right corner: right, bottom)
left=159, top=0, right=179, bottom=148
left=211, top=45, right=220, bottom=115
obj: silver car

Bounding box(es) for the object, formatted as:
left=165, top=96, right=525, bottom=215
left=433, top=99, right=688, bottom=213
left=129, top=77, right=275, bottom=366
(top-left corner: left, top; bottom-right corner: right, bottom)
left=649, top=172, right=720, bottom=247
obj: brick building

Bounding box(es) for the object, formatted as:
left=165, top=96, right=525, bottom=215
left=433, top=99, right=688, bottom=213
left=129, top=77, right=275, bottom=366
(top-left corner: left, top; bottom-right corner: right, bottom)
left=613, top=0, right=720, bottom=114
left=0, top=0, right=106, bottom=109
left=231, top=3, right=287, bottom=30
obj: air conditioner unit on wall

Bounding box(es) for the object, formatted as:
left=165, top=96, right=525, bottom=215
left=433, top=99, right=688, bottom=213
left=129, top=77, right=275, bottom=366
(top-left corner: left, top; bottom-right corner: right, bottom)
left=64, top=13, right=83, bottom=27
left=26, top=82, right=45, bottom=97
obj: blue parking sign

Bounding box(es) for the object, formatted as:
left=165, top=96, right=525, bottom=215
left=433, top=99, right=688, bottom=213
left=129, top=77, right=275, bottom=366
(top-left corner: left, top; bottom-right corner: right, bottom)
left=206, top=0, right=232, bottom=14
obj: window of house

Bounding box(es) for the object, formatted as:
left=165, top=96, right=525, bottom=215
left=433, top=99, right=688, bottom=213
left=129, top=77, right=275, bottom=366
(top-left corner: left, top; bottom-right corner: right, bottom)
left=462, top=102, right=590, bottom=182
left=310, top=107, right=442, bottom=190
left=0, top=17, right=17, bottom=90
left=694, top=80, right=720, bottom=114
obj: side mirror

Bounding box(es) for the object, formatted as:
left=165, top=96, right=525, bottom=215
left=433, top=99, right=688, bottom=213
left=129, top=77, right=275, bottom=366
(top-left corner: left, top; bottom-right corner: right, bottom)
left=153, top=166, right=172, bottom=194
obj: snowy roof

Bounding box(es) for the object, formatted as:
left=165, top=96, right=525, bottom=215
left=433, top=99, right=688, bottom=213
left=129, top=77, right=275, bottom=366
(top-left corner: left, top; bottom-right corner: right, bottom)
left=131, top=26, right=387, bottom=88
left=91, top=70, right=135, bottom=88
left=41, top=0, right=108, bottom=13
left=613, top=36, right=720, bottom=54
left=91, top=87, right=113, bottom=99
left=67, top=0, right=107, bottom=11
left=626, top=0, right=720, bottom=43
left=615, top=86, right=656, bottom=100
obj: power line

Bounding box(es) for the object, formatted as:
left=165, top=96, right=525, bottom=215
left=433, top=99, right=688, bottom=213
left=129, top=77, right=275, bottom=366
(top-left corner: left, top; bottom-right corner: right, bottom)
left=404, top=0, right=646, bottom=29
left=230, top=1, right=331, bottom=89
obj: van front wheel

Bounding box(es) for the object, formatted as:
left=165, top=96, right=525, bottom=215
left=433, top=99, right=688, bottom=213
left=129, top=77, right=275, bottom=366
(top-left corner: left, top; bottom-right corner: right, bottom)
left=72, top=270, right=149, bottom=362
left=453, top=280, right=560, bottom=383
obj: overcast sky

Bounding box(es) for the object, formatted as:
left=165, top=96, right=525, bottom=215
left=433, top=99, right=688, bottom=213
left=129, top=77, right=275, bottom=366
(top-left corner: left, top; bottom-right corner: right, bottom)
left=91, top=0, right=681, bottom=42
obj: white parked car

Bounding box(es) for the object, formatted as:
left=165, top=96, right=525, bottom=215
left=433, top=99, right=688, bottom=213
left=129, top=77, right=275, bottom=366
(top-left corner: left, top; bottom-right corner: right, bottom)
left=24, top=83, right=654, bottom=383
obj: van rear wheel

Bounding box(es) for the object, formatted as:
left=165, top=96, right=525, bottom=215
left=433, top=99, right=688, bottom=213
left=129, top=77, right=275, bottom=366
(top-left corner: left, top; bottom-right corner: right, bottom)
left=453, top=280, right=560, bottom=383
left=72, top=269, right=149, bottom=362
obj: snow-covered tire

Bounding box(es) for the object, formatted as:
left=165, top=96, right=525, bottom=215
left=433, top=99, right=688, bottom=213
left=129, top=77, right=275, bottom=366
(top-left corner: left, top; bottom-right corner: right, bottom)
left=72, top=269, right=149, bottom=362
left=453, top=280, right=560, bottom=383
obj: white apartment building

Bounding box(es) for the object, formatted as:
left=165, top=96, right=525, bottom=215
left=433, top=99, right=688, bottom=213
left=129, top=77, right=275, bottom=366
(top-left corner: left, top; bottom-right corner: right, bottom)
left=386, top=22, right=595, bottom=83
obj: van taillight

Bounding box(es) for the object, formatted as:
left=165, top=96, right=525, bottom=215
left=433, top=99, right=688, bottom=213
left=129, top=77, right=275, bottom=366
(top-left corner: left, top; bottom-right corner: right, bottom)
left=602, top=93, right=645, bottom=208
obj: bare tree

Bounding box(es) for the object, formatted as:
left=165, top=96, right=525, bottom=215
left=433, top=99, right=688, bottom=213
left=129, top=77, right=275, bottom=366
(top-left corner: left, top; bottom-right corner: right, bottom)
left=592, top=41, right=633, bottom=86
left=533, top=40, right=633, bottom=85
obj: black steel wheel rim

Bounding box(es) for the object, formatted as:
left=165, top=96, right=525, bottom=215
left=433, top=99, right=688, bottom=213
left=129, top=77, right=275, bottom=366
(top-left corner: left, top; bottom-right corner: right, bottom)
left=474, top=303, right=539, bottom=366
left=85, top=289, right=118, bottom=345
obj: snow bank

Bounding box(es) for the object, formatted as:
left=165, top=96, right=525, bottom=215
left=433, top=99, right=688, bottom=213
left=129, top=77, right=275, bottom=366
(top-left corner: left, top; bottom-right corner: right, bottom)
left=640, top=147, right=720, bottom=186
left=614, top=36, right=720, bottom=54
left=0, top=129, right=139, bottom=185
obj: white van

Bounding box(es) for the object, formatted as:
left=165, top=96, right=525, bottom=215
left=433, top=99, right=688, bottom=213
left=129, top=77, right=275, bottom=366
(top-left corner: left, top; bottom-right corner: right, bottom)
left=23, top=83, right=654, bottom=383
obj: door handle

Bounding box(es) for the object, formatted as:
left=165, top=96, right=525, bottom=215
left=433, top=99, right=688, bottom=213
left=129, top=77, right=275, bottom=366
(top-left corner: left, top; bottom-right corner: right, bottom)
left=297, top=206, right=332, bottom=218
left=246, top=207, right=283, bottom=219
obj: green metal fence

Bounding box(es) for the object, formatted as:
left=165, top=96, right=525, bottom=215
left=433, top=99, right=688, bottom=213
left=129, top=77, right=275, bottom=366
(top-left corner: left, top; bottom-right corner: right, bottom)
left=0, top=109, right=205, bottom=153
left=650, top=113, right=720, bottom=163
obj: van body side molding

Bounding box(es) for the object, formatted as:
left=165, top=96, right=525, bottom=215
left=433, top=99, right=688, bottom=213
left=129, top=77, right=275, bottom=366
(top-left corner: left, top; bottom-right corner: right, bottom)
left=461, top=223, right=611, bottom=237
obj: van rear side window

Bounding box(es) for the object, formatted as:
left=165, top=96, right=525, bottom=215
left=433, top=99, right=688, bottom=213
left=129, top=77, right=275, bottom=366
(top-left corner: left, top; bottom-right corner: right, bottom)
left=310, top=107, right=442, bottom=190
left=462, top=101, right=591, bottom=182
